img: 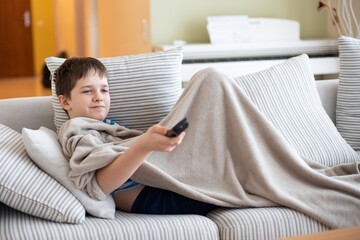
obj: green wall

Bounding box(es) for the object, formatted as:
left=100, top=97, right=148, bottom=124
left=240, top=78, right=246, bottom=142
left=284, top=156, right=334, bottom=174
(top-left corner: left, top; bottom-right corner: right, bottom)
left=151, top=0, right=329, bottom=45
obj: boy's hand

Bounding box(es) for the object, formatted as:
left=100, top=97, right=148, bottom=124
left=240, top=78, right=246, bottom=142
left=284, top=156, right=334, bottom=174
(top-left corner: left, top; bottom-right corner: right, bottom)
left=137, top=124, right=186, bottom=153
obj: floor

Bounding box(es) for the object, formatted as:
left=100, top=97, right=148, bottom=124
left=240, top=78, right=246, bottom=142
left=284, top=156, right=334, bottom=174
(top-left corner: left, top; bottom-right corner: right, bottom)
left=0, top=76, right=52, bottom=99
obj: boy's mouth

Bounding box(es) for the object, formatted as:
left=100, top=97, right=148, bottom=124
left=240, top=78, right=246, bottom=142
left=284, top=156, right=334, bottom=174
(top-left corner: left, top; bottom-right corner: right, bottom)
left=90, top=106, right=106, bottom=109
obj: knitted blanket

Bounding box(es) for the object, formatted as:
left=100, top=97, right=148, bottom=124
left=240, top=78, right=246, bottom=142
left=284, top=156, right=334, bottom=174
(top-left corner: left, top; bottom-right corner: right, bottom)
left=58, top=69, right=360, bottom=228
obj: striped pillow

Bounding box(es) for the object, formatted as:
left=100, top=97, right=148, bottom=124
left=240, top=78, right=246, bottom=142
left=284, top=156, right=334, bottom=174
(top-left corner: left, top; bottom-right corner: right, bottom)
left=0, top=124, right=85, bottom=223
left=235, top=54, right=359, bottom=166
left=336, top=36, right=360, bottom=150
left=45, top=48, right=183, bottom=132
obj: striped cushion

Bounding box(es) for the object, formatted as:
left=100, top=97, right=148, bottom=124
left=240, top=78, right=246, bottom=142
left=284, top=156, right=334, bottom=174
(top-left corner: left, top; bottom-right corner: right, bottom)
left=0, top=124, right=85, bottom=223
left=235, top=54, right=359, bottom=166
left=22, top=127, right=116, bottom=219
left=208, top=207, right=328, bottom=240
left=45, top=48, right=183, bottom=132
left=0, top=202, right=219, bottom=240
left=336, top=36, right=360, bottom=150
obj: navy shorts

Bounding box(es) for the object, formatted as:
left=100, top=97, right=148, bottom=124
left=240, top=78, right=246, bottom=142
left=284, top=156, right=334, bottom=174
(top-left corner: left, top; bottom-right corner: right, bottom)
left=131, top=186, right=218, bottom=216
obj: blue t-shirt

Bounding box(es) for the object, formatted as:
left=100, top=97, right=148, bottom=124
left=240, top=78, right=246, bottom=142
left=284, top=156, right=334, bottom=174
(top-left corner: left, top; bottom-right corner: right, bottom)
left=103, top=119, right=141, bottom=195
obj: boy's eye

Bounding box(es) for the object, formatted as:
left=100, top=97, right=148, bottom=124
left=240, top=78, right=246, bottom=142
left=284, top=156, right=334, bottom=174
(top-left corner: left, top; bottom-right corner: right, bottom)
left=102, top=89, right=109, bottom=93
left=82, top=90, right=92, bottom=93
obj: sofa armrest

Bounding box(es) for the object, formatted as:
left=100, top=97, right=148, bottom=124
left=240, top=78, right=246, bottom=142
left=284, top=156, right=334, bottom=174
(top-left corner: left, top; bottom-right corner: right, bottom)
left=0, top=96, right=55, bottom=133
left=315, top=79, right=338, bottom=124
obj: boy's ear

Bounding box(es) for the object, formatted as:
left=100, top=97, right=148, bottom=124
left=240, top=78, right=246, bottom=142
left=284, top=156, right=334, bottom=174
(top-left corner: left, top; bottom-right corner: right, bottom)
left=58, top=95, right=71, bottom=110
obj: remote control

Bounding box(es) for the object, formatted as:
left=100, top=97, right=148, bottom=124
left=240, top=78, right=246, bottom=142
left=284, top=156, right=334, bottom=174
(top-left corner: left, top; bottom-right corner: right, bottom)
left=165, top=118, right=189, bottom=137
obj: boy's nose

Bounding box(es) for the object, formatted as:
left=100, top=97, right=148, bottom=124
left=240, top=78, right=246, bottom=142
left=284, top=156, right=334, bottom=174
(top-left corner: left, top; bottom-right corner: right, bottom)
left=93, top=92, right=103, bottom=102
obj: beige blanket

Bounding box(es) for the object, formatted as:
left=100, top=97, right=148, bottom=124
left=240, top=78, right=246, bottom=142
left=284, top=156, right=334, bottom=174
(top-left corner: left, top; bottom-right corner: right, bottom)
left=59, top=69, right=360, bottom=228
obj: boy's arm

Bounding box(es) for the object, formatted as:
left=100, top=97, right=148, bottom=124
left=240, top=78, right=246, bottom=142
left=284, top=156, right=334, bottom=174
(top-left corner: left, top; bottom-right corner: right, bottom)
left=95, top=124, right=185, bottom=195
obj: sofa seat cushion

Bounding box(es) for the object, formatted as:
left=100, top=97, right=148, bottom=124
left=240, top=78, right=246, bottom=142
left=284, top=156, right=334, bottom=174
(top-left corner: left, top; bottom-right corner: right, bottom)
left=0, top=202, right=219, bottom=240
left=207, top=207, right=328, bottom=240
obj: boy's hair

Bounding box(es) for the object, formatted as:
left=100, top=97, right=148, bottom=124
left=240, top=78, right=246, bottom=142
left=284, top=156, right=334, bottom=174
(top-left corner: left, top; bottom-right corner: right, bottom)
left=55, top=57, right=108, bottom=98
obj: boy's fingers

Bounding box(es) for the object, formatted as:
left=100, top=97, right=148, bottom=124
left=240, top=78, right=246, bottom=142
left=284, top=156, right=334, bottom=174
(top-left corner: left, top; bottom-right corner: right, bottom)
left=170, top=132, right=186, bottom=145
left=149, top=124, right=168, bottom=135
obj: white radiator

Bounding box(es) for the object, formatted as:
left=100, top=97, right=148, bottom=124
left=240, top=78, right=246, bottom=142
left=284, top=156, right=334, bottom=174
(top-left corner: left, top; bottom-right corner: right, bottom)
left=154, top=39, right=339, bottom=83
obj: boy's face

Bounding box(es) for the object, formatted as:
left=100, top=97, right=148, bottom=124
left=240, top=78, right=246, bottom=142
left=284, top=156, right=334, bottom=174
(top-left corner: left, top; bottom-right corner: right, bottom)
left=58, top=70, right=110, bottom=121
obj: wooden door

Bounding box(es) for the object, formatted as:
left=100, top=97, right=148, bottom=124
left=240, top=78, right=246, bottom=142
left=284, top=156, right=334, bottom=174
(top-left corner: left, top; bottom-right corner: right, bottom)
left=97, top=0, right=151, bottom=57
left=0, top=0, right=34, bottom=78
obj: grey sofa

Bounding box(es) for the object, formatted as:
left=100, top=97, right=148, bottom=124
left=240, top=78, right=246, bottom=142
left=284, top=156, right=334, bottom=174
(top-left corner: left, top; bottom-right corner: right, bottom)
left=0, top=79, right=340, bottom=240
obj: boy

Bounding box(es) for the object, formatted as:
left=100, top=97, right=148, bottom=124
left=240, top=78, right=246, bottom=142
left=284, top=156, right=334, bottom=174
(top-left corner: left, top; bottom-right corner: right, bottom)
left=55, top=57, right=217, bottom=215
left=55, top=57, right=360, bottom=228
